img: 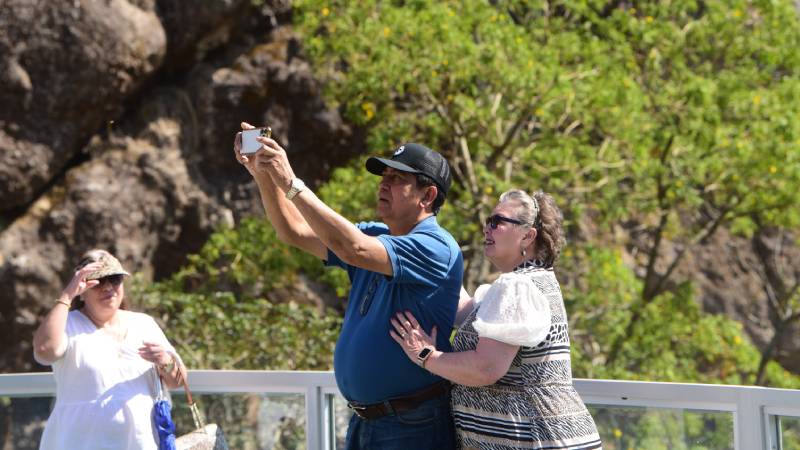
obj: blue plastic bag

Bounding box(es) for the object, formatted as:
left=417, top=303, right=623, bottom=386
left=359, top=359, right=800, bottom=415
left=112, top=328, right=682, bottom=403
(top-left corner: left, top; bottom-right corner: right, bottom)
left=153, top=367, right=177, bottom=450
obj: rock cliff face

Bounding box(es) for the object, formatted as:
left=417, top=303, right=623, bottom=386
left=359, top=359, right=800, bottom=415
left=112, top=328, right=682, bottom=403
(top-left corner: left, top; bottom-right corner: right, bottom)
left=1, top=0, right=167, bottom=209
left=0, top=0, right=359, bottom=371
left=686, top=228, right=800, bottom=373
left=1, top=0, right=799, bottom=377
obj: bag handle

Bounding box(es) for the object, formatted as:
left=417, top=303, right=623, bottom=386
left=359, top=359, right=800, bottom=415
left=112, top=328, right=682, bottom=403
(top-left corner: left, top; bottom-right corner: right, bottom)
left=180, top=371, right=206, bottom=430
left=159, top=352, right=207, bottom=431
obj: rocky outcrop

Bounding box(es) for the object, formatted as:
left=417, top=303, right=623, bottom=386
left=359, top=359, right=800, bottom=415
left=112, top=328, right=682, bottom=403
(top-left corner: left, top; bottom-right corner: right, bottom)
left=662, top=227, right=800, bottom=374
left=0, top=0, right=359, bottom=371
left=0, top=0, right=167, bottom=210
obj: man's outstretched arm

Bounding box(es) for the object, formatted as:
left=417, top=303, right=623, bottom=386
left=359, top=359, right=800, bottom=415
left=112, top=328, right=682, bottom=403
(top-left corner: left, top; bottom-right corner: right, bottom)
left=234, top=123, right=327, bottom=260
left=249, top=135, right=393, bottom=275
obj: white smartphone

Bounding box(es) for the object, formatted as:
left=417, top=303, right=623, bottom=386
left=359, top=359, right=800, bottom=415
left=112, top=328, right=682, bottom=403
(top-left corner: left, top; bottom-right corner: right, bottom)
left=240, top=127, right=272, bottom=154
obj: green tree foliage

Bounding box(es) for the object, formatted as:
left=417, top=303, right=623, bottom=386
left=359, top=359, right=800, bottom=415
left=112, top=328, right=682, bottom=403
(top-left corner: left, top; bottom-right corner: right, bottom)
left=291, top=0, right=800, bottom=385
left=589, top=407, right=734, bottom=450
left=562, top=245, right=799, bottom=448
left=111, top=2, right=800, bottom=447
left=562, top=245, right=800, bottom=388
left=123, top=2, right=800, bottom=443
left=295, top=0, right=800, bottom=285
left=130, top=219, right=342, bottom=371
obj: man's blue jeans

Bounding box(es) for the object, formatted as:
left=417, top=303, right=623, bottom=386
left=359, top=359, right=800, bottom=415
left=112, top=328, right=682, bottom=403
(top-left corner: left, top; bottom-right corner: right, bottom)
left=344, top=394, right=456, bottom=450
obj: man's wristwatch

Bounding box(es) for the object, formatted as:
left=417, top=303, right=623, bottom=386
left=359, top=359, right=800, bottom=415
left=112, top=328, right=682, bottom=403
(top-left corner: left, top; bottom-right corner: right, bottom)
left=416, top=347, right=434, bottom=368
left=286, top=178, right=306, bottom=200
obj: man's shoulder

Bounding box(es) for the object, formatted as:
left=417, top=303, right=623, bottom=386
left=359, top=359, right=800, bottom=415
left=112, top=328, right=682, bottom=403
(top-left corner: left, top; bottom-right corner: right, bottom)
left=409, top=218, right=459, bottom=249
left=395, top=219, right=462, bottom=269
left=356, top=221, right=390, bottom=236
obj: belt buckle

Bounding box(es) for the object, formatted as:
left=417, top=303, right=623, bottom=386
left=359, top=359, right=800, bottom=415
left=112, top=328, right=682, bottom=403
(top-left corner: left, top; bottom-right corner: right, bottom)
left=347, top=402, right=369, bottom=419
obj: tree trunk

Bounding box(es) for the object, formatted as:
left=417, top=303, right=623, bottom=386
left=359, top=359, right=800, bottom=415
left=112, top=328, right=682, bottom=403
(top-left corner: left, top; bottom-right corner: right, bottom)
left=755, top=323, right=784, bottom=386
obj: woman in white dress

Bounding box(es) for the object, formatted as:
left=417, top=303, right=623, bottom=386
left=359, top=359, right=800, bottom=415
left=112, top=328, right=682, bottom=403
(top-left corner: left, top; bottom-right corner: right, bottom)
left=33, top=249, right=184, bottom=450
left=391, top=190, right=601, bottom=450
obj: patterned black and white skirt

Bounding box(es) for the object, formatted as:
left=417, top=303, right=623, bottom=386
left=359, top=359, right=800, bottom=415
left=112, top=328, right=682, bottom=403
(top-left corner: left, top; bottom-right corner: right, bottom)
left=451, top=383, right=602, bottom=450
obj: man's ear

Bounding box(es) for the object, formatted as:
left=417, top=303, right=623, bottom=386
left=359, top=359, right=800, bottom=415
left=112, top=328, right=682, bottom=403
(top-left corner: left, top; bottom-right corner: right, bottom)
left=421, top=186, right=437, bottom=208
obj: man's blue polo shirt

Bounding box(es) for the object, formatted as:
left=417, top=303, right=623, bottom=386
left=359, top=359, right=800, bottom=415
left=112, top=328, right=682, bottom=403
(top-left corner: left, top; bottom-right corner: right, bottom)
left=325, top=215, right=463, bottom=404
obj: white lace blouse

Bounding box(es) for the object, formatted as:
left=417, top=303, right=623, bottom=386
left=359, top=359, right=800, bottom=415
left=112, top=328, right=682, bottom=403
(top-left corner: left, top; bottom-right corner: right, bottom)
left=471, top=272, right=551, bottom=347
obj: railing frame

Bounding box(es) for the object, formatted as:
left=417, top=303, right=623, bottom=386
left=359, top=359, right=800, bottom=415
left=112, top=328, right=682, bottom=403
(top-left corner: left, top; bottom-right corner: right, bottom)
left=3, top=371, right=800, bottom=449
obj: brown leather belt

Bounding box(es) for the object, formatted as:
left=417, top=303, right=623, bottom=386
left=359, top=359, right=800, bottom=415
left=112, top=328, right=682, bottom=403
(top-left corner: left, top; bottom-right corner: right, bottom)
left=347, top=380, right=450, bottom=420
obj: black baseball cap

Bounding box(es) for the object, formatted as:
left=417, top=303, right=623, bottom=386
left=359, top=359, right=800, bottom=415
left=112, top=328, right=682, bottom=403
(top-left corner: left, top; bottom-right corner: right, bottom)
left=365, top=143, right=452, bottom=195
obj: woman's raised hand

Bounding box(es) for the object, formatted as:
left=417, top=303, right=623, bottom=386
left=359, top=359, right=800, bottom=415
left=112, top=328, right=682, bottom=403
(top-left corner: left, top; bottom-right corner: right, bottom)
left=61, top=262, right=103, bottom=299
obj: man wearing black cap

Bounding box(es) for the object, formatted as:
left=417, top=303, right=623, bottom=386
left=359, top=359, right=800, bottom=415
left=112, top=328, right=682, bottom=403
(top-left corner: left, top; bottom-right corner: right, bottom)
left=234, top=124, right=461, bottom=450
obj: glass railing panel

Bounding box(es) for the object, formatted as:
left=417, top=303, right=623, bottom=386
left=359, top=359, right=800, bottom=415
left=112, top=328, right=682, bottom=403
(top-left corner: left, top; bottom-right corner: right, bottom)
left=327, top=396, right=735, bottom=450
left=327, top=392, right=350, bottom=449
left=777, top=415, right=800, bottom=450
left=0, top=393, right=307, bottom=450
left=589, top=405, right=734, bottom=450
left=156, top=393, right=306, bottom=450
left=6, top=373, right=800, bottom=450
left=0, top=396, right=53, bottom=450
left=0, top=394, right=308, bottom=450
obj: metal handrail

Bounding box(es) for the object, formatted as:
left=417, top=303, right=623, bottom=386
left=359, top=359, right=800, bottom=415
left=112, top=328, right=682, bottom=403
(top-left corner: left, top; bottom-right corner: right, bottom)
left=3, top=371, right=800, bottom=449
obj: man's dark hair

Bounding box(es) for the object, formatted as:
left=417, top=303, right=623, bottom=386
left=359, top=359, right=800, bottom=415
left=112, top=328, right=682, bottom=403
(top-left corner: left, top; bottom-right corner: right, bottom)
left=415, top=173, right=446, bottom=215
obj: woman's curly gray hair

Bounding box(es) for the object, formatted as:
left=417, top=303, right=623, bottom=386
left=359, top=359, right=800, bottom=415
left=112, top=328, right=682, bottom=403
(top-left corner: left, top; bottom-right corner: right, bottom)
left=499, top=189, right=566, bottom=267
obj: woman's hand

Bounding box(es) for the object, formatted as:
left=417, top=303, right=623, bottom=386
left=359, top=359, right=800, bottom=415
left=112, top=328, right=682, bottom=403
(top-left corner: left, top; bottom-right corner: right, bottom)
left=390, top=311, right=437, bottom=364
left=138, top=341, right=173, bottom=366
left=61, top=262, right=103, bottom=299
left=140, top=342, right=184, bottom=388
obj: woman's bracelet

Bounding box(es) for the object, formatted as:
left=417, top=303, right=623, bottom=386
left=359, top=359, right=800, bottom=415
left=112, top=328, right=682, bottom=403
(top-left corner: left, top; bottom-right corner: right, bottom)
left=54, top=299, right=71, bottom=308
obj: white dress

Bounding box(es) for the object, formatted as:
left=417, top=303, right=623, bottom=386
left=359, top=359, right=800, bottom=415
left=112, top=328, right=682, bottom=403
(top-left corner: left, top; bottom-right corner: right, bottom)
left=36, top=309, right=177, bottom=450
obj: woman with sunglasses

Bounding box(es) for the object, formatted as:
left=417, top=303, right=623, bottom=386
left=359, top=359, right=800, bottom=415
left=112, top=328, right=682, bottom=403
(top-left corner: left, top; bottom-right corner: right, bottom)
left=33, top=249, right=184, bottom=449
left=391, top=190, right=601, bottom=450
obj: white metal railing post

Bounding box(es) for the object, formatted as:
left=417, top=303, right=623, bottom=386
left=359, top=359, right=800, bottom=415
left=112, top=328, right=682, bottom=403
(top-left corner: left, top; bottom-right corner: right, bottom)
left=322, top=387, right=343, bottom=450
left=764, top=406, right=800, bottom=450
left=305, top=383, right=324, bottom=450
left=322, top=392, right=333, bottom=450
left=734, top=389, right=763, bottom=450
left=764, top=412, right=780, bottom=450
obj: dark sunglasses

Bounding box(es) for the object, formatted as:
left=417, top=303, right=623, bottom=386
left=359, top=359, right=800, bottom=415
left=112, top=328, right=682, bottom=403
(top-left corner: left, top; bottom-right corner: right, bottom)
left=93, top=274, right=125, bottom=288
left=485, top=214, right=525, bottom=229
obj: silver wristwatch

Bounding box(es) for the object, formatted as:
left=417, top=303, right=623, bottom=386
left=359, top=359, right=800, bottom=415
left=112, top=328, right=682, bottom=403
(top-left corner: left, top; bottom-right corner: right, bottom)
left=286, top=178, right=306, bottom=200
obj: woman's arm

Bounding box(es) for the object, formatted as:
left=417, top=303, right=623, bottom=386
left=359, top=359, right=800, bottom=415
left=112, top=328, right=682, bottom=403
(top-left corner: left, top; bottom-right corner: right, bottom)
left=453, top=285, right=475, bottom=327
left=426, top=337, right=518, bottom=387
left=33, top=263, right=102, bottom=364
left=32, top=294, right=72, bottom=364
left=390, top=311, right=519, bottom=387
